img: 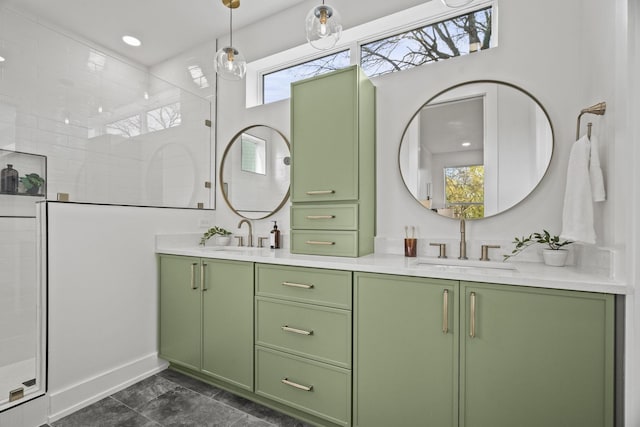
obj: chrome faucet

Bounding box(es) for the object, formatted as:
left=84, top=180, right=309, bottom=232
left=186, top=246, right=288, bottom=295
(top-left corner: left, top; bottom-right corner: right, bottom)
left=458, top=214, right=468, bottom=260
left=237, top=219, right=253, bottom=247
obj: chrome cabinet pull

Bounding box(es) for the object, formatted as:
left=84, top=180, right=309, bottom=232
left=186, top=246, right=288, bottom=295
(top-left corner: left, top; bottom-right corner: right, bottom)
left=190, top=263, right=198, bottom=290
left=470, top=292, right=476, bottom=338
left=282, top=281, right=314, bottom=289
left=306, top=190, right=334, bottom=195
left=442, top=289, right=449, bottom=334
left=281, top=378, right=313, bottom=392
left=201, top=263, right=208, bottom=291
left=305, top=215, right=336, bottom=220
left=306, top=240, right=335, bottom=246
left=282, top=325, right=314, bottom=336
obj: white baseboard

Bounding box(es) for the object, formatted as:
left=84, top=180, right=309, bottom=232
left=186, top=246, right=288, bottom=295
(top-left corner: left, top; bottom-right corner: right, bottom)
left=47, top=353, right=169, bottom=423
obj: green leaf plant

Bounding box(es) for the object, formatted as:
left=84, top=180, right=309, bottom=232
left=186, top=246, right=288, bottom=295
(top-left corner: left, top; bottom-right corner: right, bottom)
left=199, top=226, right=232, bottom=246
left=504, top=230, right=573, bottom=261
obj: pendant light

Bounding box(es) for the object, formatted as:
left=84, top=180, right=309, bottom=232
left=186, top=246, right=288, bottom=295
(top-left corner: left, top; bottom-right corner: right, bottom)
left=441, top=0, right=474, bottom=7
left=305, top=1, right=342, bottom=50
left=215, top=0, right=246, bottom=80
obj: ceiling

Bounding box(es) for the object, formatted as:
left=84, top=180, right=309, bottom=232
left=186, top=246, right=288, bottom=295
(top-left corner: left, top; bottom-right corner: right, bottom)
left=0, top=0, right=308, bottom=66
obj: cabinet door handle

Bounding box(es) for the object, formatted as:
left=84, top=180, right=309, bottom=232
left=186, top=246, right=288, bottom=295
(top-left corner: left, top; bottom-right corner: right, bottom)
left=281, top=378, right=313, bottom=392
left=282, top=281, right=314, bottom=289
left=190, top=263, right=198, bottom=290
left=306, top=190, right=334, bottom=195
left=442, top=289, right=449, bottom=334
left=282, top=325, right=314, bottom=336
left=306, top=240, right=335, bottom=246
left=470, top=292, right=476, bottom=338
left=305, top=215, right=336, bottom=220
left=201, top=263, right=208, bottom=291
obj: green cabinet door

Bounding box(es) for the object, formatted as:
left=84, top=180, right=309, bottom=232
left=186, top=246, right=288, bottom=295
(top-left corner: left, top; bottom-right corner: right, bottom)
left=353, top=273, right=458, bottom=427
left=291, top=67, right=359, bottom=203
left=158, top=255, right=202, bottom=371
left=202, top=259, right=254, bottom=391
left=460, top=282, right=614, bottom=427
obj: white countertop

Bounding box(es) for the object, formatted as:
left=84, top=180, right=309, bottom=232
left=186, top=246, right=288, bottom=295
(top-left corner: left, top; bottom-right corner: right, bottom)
left=156, top=241, right=629, bottom=295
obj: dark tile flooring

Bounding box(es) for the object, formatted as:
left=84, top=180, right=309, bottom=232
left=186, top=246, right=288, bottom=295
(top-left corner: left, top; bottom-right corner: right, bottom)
left=43, top=369, right=313, bottom=427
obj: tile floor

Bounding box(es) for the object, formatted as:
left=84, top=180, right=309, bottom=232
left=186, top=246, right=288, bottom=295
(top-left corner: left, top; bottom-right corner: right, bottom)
left=43, top=369, right=313, bottom=427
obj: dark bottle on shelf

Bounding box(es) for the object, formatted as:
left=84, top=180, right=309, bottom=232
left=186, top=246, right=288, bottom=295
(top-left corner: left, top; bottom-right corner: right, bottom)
left=1, top=164, right=19, bottom=194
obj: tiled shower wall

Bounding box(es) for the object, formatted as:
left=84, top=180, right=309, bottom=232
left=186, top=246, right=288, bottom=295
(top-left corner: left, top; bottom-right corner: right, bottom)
left=0, top=6, right=213, bottom=209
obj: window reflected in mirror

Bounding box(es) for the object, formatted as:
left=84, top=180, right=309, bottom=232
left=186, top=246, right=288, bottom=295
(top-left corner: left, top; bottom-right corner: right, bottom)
left=241, top=133, right=266, bottom=175
left=444, top=165, right=484, bottom=219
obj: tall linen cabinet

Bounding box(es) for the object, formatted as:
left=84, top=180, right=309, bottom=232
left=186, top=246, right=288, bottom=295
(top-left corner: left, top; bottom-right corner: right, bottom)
left=290, top=65, right=376, bottom=257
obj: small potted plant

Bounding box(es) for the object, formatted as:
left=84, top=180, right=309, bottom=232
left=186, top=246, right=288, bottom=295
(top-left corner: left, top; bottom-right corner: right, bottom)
left=20, top=173, right=45, bottom=195
left=504, top=230, right=573, bottom=266
left=200, top=226, right=233, bottom=246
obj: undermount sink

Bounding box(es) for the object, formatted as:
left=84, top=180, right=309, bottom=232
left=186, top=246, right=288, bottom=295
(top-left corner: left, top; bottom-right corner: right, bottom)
left=202, top=246, right=267, bottom=253
left=413, top=257, right=517, bottom=272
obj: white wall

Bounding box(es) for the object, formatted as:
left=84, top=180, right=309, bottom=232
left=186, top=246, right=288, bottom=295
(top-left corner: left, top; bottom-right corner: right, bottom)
left=45, top=202, right=215, bottom=422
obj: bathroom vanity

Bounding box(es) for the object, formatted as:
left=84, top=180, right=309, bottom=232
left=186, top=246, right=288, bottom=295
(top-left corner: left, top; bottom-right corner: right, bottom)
left=156, top=243, right=623, bottom=427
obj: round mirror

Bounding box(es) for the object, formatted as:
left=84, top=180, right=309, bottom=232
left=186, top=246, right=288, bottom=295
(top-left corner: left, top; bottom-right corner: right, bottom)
left=219, top=125, right=291, bottom=220
left=398, top=80, right=554, bottom=220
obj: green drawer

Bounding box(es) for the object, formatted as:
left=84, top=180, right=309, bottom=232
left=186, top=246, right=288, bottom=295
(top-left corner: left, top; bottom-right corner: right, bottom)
left=291, top=204, right=358, bottom=230
left=255, top=346, right=351, bottom=426
left=255, top=264, right=351, bottom=309
left=290, top=230, right=358, bottom=257
left=256, top=297, right=351, bottom=368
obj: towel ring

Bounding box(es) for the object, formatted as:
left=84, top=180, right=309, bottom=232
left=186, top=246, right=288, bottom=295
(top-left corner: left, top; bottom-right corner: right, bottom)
left=576, top=101, right=606, bottom=139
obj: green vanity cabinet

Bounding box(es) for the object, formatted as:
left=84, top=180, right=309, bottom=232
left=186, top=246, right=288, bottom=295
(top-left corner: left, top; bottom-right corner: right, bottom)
left=290, top=65, right=375, bottom=257
left=158, top=255, right=254, bottom=391
left=459, top=281, right=614, bottom=427
left=353, top=273, right=615, bottom=427
left=353, top=273, right=459, bottom=427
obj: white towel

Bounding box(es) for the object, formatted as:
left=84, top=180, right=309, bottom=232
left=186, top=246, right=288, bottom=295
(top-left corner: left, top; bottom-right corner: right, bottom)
left=589, top=134, right=606, bottom=202
left=560, top=135, right=596, bottom=244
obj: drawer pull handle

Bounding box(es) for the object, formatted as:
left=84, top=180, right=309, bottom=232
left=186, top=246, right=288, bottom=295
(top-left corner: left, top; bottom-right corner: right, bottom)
left=305, top=215, right=336, bottom=220
left=306, top=190, right=334, bottom=195
left=281, top=378, right=313, bottom=392
left=282, top=325, right=314, bottom=336
left=282, top=281, right=314, bottom=289
left=190, top=263, right=198, bottom=290
left=442, top=289, right=449, bottom=334
left=306, top=240, right=335, bottom=246
left=470, top=292, right=476, bottom=338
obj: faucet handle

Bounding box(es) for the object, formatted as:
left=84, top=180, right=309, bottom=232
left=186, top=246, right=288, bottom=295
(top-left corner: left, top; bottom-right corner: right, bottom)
left=257, top=237, right=269, bottom=248
left=234, top=236, right=244, bottom=247
left=429, top=242, right=447, bottom=259
left=480, top=244, right=501, bottom=261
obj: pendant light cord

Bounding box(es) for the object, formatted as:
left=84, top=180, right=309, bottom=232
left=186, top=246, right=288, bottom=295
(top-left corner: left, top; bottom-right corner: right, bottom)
left=229, top=5, right=233, bottom=47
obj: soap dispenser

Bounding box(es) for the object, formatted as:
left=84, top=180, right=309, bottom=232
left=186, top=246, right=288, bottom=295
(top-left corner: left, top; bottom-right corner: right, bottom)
left=270, top=221, right=281, bottom=249
left=1, top=164, right=19, bottom=194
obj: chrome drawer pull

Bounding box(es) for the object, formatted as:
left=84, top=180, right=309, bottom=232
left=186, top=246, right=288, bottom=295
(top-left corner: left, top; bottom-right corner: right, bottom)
left=305, top=215, right=336, bottom=220
left=306, top=240, right=335, bottom=246
left=281, top=378, right=313, bottom=392
left=190, top=263, right=198, bottom=290
left=282, top=325, right=314, bottom=336
left=306, top=190, right=335, bottom=195
left=282, top=281, right=314, bottom=289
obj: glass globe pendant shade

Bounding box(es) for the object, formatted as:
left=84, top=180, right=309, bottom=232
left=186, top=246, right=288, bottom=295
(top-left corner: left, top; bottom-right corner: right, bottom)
left=305, top=3, right=342, bottom=50
left=214, top=46, right=246, bottom=80
left=441, top=0, right=473, bottom=7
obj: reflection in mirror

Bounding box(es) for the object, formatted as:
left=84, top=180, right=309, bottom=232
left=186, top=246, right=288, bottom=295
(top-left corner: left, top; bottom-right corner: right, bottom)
left=220, top=125, right=290, bottom=220
left=399, top=81, right=553, bottom=220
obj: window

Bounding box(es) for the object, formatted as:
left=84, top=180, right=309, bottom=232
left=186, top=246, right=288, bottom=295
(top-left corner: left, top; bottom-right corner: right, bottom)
left=444, top=164, right=484, bottom=219
left=262, top=50, right=350, bottom=104
left=105, top=115, right=141, bottom=138
left=251, top=3, right=495, bottom=106
left=361, top=7, right=492, bottom=78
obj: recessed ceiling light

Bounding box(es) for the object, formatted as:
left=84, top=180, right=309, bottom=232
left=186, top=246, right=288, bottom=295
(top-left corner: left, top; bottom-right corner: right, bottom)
left=462, top=141, right=471, bottom=147
left=122, top=35, right=142, bottom=47
left=0, top=56, right=5, bottom=62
